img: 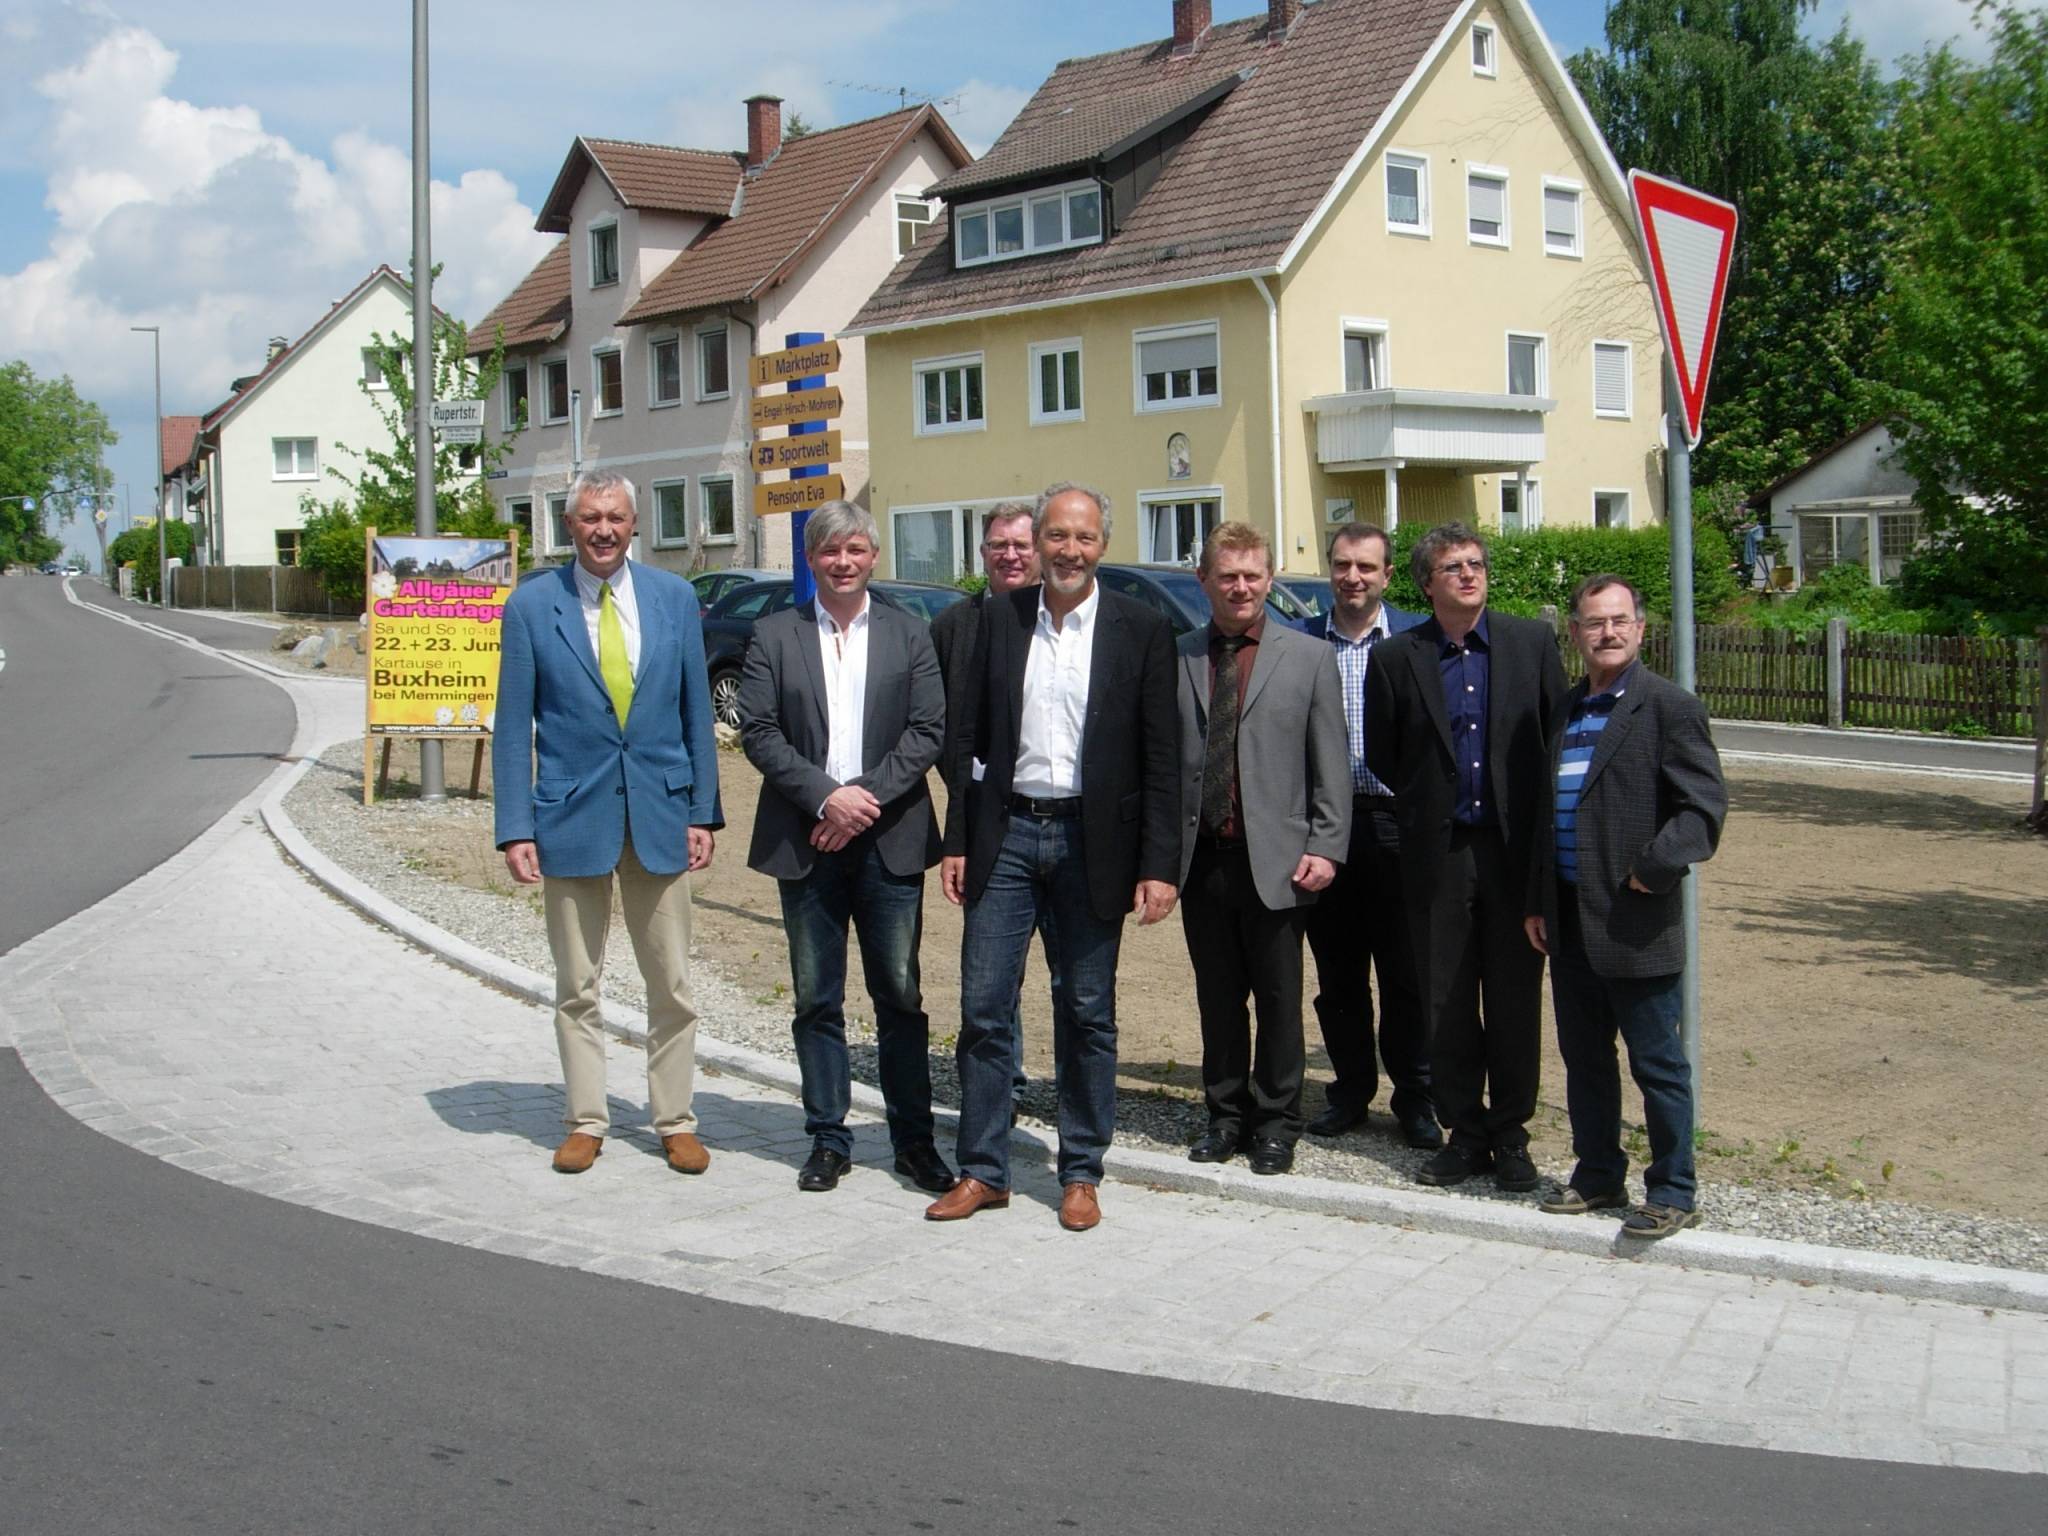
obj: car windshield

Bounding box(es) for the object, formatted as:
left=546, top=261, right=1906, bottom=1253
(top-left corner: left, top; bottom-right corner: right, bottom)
left=1147, top=569, right=1304, bottom=631
left=1278, top=577, right=1329, bottom=617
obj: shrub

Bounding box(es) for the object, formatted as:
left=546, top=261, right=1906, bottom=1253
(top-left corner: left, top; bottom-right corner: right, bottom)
left=106, top=519, right=196, bottom=601
left=1381, top=520, right=1738, bottom=621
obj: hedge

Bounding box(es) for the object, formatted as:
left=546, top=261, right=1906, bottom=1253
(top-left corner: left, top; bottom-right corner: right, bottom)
left=1374, top=520, right=1738, bottom=621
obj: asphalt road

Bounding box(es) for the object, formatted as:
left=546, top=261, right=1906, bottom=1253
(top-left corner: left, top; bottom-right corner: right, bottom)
left=0, top=575, right=2036, bottom=1531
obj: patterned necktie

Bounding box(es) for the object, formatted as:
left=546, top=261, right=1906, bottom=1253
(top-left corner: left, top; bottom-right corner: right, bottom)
left=1201, top=633, right=1251, bottom=835
left=599, top=580, right=633, bottom=727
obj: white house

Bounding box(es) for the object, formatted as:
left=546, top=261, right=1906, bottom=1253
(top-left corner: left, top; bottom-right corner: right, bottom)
left=468, top=96, right=970, bottom=575
left=1751, top=419, right=1928, bottom=588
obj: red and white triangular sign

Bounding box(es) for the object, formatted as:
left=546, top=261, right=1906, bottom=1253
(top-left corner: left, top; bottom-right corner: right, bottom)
left=1628, top=169, right=1738, bottom=448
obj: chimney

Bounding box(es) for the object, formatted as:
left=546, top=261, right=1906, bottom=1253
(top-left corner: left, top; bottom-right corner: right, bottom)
left=1172, top=0, right=1211, bottom=54
left=1268, top=0, right=1300, bottom=39
left=745, top=94, right=783, bottom=172
left=265, top=335, right=288, bottom=362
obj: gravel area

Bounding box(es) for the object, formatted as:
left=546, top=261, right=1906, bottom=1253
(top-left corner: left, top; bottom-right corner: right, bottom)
left=284, top=739, right=2048, bottom=1274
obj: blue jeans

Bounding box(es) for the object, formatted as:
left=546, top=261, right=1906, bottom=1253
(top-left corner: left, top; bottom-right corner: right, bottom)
left=956, top=813, right=1122, bottom=1189
left=1549, top=899, right=1696, bottom=1210
left=778, top=838, right=935, bottom=1158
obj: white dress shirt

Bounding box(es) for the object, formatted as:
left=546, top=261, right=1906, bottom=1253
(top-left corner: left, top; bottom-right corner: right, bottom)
left=816, top=595, right=870, bottom=789
left=1013, top=584, right=1098, bottom=797
left=572, top=560, right=640, bottom=676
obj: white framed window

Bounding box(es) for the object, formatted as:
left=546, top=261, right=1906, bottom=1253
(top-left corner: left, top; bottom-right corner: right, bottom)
left=699, top=474, right=736, bottom=544
left=892, top=505, right=963, bottom=583
left=545, top=491, right=570, bottom=553
left=649, top=336, right=682, bottom=407
left=696, top=326, right=730, bottom=400
left=652, top=478, right=690, bottom=547
left=588, top=219, right=620, bottom=287
left=1507, top=331, right=1548, bottom=397
left=361, top=347, right=390, bottom=390
left=1472, top=23, right=1498, bottom=77
left=542, top=357, right=570, bottom=423
left=1340, top=318, right=1389, bottom=392
left=1543, top=178, right=1583, bottom=258
left=1384, top=151, right=1430, bottom=235
left=895, top=193, right=936, bottom=258
left=1592, top=339, right=1632, bottom=418
left=1467, top=166, right=1509, bottom=246
left=1593, top=489, right=1631, bottom=529
left=502, top=363, right=530, bottom=429
left=505, top=495, right=533, bottom=544
left=591, top=346, right=624, bottom=415
left=1135, top=321, right=1220, bottom=413
left=1028, top=339, right=1084, bottom=425
left=913, top=352, right=986, bottom=435
left=1140, top=487, right=1224, bottom=564
left=1499, top=478, right=1542, bottom=531
left=271, top=437, right=318, bottom=480
left=952, top=178, right=1105, bottom=268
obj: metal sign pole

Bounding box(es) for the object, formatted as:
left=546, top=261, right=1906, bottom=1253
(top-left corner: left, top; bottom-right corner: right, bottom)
left=787, top=331, right=826, bottom=606
left=1665, top=371, right=1703, bottom=1099
left=411, top=0, right=443, bottom=801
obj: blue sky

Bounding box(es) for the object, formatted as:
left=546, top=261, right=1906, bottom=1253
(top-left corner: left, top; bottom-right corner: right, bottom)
left=0, top=0, right=1995, bottom=566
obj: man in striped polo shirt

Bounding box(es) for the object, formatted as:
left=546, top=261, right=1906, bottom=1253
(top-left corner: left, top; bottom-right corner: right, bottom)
left=1525, top=575, right=1727, bottom=1239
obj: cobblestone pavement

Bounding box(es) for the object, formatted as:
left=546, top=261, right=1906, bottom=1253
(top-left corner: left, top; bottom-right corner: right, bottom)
left=4, top=660, right=2044, bottom=1477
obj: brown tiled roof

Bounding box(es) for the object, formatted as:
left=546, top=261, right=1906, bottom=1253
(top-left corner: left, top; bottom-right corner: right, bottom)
left=618, top=106, right=971, bottom=325
left=202, top=266, right=414, bottom=428
left=848, top=0, right=1463, bottom=332
left=466, top=240, right=571, bottom=356
left=537, top=139, right=743, bottom=232
left=927, top=69, right=1247, bottom=199
left=161, top=416, right=203, bottom=476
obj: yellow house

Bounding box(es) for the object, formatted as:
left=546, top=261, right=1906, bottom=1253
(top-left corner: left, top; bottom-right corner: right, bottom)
left=846, top=0, right=1666, bottom=580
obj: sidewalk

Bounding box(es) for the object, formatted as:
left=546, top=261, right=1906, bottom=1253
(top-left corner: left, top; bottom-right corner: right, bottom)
left=4, top=659, right=2045, bottom=1474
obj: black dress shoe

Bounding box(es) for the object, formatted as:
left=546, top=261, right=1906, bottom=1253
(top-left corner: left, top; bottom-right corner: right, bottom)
left=893, top=1142, right=957, bottom=1194
left=1305, top=1103, right=1371, bottom=1138
left=1188, top=1128, right=1240, bottom=1164
left=797, top=1146, right=851, bottom=1192
left=1398, top=1114, right=1444, bottom=1150
left=1415, top=1144, right=1492, bottom=1186
left=1493, top=1145, right=1540, bottom=1192
left=1247, top=1137, right=1295, bottom=1176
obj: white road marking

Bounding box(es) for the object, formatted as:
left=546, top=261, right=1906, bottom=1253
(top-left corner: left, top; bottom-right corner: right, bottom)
left=1722, top=748, right=2032, bottom=785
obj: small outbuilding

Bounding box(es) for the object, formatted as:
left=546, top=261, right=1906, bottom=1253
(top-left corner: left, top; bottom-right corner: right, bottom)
left=1748, top=419, right=1927, bottom=589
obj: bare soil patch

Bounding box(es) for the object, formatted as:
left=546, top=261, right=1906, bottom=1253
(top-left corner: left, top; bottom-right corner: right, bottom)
left=356, top=737, right=2048, bottom=1222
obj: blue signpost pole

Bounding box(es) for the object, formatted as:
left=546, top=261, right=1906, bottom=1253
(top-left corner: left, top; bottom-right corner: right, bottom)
left=787, top=330, right=825, bottom=607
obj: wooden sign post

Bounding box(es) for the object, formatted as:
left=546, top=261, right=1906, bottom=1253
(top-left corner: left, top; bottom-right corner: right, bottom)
left=749, top=332, right=840, bottom=604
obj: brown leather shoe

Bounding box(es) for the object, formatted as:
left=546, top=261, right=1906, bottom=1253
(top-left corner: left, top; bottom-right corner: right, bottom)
left=552, top=1132, right=603, bottom=1173
left=1058, top=1182, right=1101, bottom=1232
left=662, top=1132, right=710, bottom=1175
left=924, top=1176, right=1009, bottom=1221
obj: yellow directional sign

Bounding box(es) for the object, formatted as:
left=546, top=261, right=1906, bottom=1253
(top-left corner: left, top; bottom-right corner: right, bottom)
left=753, top=474, right=846, bottom=517
left=752, top=430, right=841, bottom=473
left=749, top=385, right=843, bottom=432
left=750, top=339, right=841, bottom=388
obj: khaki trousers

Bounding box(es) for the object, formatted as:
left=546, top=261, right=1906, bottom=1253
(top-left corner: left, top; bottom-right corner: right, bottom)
left=542, top=839, right=699, bottom=1137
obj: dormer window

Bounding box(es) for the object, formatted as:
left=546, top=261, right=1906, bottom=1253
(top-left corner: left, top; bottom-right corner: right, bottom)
left=589, top=220, right=620, bottom=287
left=953, top=179, right=1105, bottom=269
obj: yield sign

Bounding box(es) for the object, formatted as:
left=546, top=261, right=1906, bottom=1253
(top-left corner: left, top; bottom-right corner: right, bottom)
left=1628, top=169, right=1738, bottom=448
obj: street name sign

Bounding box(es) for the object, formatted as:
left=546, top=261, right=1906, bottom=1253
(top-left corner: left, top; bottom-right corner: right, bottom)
left=749, top=385, right=843, bottom=431
left=1628, top=169, right=1738, bottom=448
left=751, top=339, right=841, bottom=388
left=753, top=430, right=842, bottom=473
left=754, top=474, right=845, bottom=517
left=428, top=399, right=486, bottom=430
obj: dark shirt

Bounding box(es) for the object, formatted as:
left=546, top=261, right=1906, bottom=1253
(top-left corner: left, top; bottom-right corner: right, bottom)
left=1204, top=615, right=1264, bottom=843
left=1433, top=611, right=1492, bottom=827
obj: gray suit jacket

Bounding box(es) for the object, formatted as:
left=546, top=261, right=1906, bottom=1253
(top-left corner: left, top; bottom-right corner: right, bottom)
left=1530, top=664, right=1727, bottom=978
left=738, top=597, right=945, bottom=881
left=1175, top=621, right=1351, bottom=910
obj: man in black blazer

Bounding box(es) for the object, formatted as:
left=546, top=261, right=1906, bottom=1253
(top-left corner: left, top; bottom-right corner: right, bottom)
left=927, top=484, right=1180, bottom=1232
left=1366, top=522, right=1567, bottom=1192
left=1526, top=574, right=1726, bottom=1239
left=738, top=502, right=953, bottom=1197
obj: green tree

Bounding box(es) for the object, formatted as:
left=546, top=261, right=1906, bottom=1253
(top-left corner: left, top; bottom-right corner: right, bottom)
left=783, top=109, right=814, bottom=141
left=106, top=518, right=196, bottom=600
left=0, top=361, right=117, bottom=569
left=1873, top=4, right=2048, bottom=616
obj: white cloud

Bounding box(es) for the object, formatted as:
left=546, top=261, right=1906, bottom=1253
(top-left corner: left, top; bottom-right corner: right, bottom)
left=0, top=21, right=551, bottom=417
left=1808, top=0, right=1995, bottom=65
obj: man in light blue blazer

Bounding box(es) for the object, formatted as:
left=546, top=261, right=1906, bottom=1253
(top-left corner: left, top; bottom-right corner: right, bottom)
left=493, top=470, right=723, bottom=1177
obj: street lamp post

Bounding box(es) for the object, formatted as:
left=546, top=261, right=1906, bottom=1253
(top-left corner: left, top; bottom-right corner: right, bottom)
left=132, top=325, right=165, bottom=607
left=412, top=0, right=444, bottom=801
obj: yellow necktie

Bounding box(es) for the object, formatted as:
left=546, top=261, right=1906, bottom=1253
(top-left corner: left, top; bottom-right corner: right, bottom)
left=599, top=580, right=633, bottom=727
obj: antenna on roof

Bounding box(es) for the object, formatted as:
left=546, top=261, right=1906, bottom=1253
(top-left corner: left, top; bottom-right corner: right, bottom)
left=826, top=79, right=963, bottom=112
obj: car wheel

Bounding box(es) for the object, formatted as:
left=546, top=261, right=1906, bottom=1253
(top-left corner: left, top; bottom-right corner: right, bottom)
left=710, top=667, right=742, bottom=730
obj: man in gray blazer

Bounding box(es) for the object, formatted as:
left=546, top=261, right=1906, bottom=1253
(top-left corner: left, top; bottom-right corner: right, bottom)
left=738, top=502, right=954, bottom=1197
left=1525, top=574, right=1726, bottom=1239
left=1175, top=522, right=1350, bottom=1174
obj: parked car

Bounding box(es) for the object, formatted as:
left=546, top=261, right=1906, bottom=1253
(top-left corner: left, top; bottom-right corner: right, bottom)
left=701, top=577, right=967, bottom=728
left=1275, top=574, right=1331, bottom=619
left=689, top=566, right=778, bottom=610
left=1094, top=563, right=1310, bottom=639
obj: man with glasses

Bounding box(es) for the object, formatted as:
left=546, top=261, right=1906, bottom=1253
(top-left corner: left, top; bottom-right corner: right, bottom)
left=1366, top=522, right=1566, bottom=1192
left=1525, top=575, right=1726, bottom=1238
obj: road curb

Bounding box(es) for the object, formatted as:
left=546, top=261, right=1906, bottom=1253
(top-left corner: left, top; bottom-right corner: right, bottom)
left=258, top=759, right=2048, bottom=1317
